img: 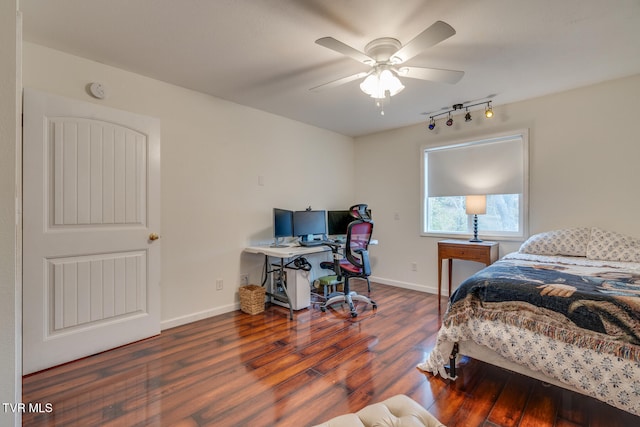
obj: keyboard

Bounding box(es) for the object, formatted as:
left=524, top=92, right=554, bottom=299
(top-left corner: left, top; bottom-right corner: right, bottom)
left=298, top=240, right=332, bottom=247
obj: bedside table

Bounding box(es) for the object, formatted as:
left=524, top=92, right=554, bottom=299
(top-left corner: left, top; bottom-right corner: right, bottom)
left=437, top=239, right=499, bottom=310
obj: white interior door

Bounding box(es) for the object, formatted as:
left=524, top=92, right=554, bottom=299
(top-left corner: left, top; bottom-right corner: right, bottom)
left=22, top=88, right=161, bottom=374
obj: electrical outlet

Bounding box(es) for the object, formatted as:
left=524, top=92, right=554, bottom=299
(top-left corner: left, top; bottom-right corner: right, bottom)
left=240, top=274, right=249, bottom=285
left=216, top=279, right=223, bottom=290
left=411, top=262, right=418, bottom=271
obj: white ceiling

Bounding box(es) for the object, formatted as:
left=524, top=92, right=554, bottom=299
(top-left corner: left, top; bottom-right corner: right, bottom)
left=20, top=0, right=640, bottom=137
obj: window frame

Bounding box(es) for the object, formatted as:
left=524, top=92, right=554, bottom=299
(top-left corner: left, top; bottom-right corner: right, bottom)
left=420, top=129, right=529, bottom=241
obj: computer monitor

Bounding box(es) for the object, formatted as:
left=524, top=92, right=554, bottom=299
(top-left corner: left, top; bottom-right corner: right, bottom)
left=272, top=208, right=293, bottom=247
left=293, top=210, right=326, bottom=242
left=327, top=210, right=353, bottom=236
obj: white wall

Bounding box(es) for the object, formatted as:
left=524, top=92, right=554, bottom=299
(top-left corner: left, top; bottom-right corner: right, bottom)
left=22, top=43, right=356, bottom=327
left=355, top=74, right=640, bottom=295
left=0, top=2, right=21, bottom=426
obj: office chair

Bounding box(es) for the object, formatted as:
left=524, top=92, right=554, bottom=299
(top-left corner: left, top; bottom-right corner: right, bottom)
left=320, top=208, right=376, bottom=317
left=345, top=203, right=372, bottom=291
left=325, top=203, right=372, bottom=291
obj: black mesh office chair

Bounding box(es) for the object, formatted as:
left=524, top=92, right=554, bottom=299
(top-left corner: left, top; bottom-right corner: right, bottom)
left=320, top=205, right=376, bottom=317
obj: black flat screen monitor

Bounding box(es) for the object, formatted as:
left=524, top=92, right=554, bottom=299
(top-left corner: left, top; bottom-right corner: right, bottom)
left=273, top=208, right=293, bottom=238
left=293, top=210, right=326, bottom=241
left=327, top=210, right=353, bottom=236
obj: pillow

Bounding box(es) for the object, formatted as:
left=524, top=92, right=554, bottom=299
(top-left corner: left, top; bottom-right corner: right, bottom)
left=586, top=227, right=640, bottom=262
left=519, top=227, right=591, bottom=256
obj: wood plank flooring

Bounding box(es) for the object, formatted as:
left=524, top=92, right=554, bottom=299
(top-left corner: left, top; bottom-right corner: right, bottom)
left=23, top=281, right=640, bottom=426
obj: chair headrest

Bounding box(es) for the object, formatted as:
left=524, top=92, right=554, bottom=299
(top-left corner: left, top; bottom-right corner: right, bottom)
left=349, top=204, right=371, bottom=221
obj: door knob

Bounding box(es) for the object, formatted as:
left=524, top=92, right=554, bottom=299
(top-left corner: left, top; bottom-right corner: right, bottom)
left=148, top=233, right=160, bottom=241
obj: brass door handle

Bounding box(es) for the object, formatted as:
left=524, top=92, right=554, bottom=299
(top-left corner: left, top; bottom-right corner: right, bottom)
left=149, top=233, right=160, bottom=241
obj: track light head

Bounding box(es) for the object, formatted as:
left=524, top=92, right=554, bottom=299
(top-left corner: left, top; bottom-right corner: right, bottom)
left=446, top=114, right=453, bottom=126
left=465, top=111, right=472, bottom=122
left=428, top=118, right=436, bottom=130
left=485, top=102, right=493, bottom=118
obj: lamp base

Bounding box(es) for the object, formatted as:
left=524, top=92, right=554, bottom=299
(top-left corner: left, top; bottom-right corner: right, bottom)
left=469, top=214, right=482, bottom=242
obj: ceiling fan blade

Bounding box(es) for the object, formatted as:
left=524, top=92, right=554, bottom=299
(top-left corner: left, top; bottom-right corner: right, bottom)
left=315, top=37, right=375, bottom=64
left=309, top=71, right=371, bottom=92
left=400, top=66, right=464, bottom=84
left=392, top=21, right=456, bottom=64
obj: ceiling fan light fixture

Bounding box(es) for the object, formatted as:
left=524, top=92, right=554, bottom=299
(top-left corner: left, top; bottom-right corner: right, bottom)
left=360, top=68, right=405, bottom=99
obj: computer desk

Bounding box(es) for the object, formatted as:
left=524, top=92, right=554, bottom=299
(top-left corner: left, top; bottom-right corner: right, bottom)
left=244, top=243, right=333, bottom=319
left=244, top=240, right=378, bottom=319
left=244, top=243, right=332, bottom=259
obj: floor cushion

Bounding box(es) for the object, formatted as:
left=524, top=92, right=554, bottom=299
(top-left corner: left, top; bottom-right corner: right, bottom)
left=312, top=394, right=445, bottom=427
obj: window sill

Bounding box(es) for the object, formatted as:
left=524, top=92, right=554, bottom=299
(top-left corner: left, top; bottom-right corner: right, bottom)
left=421, top=232, right=525, bottom=243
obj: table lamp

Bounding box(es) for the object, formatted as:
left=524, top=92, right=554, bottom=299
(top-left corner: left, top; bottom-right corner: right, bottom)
left=466, top=195, right=486, bottom=242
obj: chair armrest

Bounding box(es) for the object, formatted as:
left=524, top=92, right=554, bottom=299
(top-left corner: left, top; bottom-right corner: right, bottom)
left=353, top=248, right=371, bottom=276
left=320, top=243, right=344, bottom=280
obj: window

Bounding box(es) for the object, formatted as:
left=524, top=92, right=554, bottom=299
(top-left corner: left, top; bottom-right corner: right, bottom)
left=421, top=130, right=528, bottom=239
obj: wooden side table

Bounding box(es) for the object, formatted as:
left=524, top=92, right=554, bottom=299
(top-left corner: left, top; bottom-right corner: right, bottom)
left=437, top=239, right=499, bottom=310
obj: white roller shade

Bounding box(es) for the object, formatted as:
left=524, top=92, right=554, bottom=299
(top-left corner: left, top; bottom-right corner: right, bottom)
left=427, top=135, right=525, bottom=197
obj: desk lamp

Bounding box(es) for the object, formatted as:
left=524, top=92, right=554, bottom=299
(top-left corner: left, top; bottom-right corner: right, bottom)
left=466, top=195, right=486, bottom=242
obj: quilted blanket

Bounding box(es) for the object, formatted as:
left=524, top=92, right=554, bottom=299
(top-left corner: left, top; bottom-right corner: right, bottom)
left=419, top=253, right=640, bottom=415
left=449, top=253, right=640, bottom=351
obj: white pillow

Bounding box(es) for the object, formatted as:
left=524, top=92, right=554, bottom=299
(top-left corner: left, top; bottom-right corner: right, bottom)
left=587, top=227, right=640, bottom=262
left=519, top=228, right=591, bottom=257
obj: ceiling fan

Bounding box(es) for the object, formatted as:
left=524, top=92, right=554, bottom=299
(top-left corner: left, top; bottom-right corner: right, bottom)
left=311, top=21, right=464, bottom=102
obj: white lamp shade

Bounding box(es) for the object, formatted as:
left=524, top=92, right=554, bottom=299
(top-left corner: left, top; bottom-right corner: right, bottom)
left=465, top=195, right=487, bottom=215
left=379, top=69, right=404, bottom=96
left=360, top=74, right=382, bottom=98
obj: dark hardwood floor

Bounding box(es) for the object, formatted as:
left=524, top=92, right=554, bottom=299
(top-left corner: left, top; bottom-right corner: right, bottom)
left=23, top=281, right=640, bottom=426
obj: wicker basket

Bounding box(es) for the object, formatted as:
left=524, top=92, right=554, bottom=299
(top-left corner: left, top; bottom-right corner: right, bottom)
left=239, top=284, right=266, bottom=315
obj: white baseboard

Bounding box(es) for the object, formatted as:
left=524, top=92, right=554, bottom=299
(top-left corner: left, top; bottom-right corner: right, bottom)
left=161, top=302, right=240, bottom=330
left=369, top=275, right=441, bottom=295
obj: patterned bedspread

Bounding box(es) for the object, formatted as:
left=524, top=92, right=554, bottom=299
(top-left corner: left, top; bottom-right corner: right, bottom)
left=418, top=253, right=640, bottom=416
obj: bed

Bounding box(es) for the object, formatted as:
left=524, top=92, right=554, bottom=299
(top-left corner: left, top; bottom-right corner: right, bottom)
left=418, top=227, right=640, bottom=416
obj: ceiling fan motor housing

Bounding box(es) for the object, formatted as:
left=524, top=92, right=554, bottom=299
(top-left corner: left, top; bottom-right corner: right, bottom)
left=364, top=38, right=402, bottom=62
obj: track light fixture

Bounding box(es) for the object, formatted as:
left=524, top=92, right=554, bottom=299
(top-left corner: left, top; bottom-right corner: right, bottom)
left=426, top=100, right=493, bottom=131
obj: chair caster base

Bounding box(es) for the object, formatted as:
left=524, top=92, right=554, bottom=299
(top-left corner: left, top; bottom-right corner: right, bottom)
left=320, top=291, right=377, bottom=318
